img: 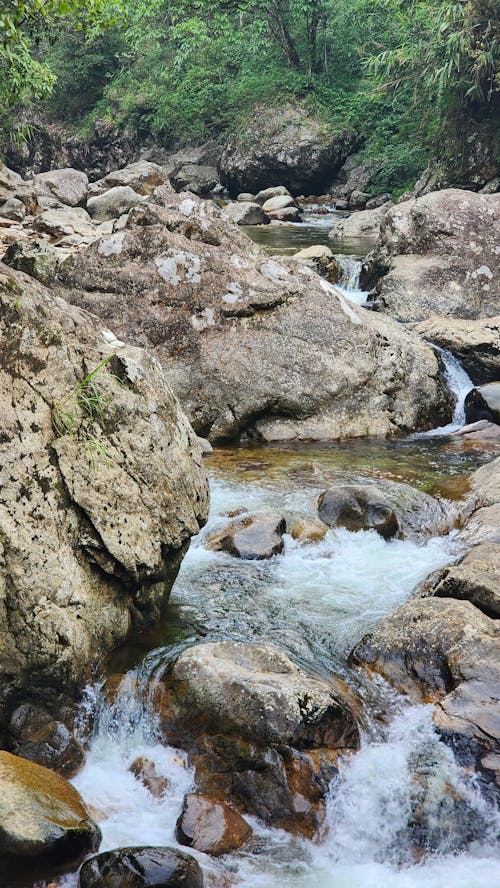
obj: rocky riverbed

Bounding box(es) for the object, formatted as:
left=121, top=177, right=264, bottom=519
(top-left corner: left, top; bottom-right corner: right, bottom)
left=0, top=155, right=498, bottom=888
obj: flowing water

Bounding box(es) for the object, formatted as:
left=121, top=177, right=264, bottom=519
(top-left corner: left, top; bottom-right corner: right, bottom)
left=50, top=210, right=500, bottom=888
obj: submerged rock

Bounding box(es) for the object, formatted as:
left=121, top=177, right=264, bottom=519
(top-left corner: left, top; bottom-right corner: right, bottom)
left=55, top=189, right=452, bottom=443
left=291, top=518, right=328, bottom=544
left=153, top=641, right=359, bottom=836
left=318, top=485, right=399, bottom=539
left=78, top=847, right=203, bottom=888
left=363, top=189, right=500, bottom=321
left=176, top=793, right=252, bottom=856
left=129, top=757, right=170, bottom=798
left=207, top=513, right=286, bottom=559
left=0, top=751, right=100, bottom=863
left=0, top=264, right=208, bottom=730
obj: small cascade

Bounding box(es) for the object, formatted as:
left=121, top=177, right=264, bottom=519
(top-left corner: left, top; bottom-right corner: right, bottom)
left=336, top=255, right=368, bottom=305
left=417, top=347, right=474, bottom=437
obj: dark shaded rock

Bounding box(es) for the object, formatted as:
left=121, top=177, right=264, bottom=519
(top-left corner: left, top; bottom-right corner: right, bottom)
left=465, top=383, right=500, bottom=424
left=4, top=238, right=60, bottom=285
left=9, top=704, right=85, bottom=778
left=175, top=793, right=252, bottom=856
left=414, top=316, right=500, bottom=385
left=318, top=485, right=399, bottom=539
left=207, top=513, right=286, bottom=559
left=170, top=164, right=219, bottom=195
left=0, top=751, right=100, bottom=863
left=78, top=847, right=203, bottom=888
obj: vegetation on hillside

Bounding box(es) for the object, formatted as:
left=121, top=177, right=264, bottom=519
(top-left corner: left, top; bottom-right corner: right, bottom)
left=1, top=0, right=498, bottom=192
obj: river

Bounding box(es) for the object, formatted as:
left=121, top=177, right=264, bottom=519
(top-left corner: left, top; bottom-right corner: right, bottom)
left=61, top=208, right=500, bottom=888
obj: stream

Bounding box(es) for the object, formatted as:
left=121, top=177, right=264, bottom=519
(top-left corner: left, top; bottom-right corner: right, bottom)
left=62, top=209, right=499, bottom=888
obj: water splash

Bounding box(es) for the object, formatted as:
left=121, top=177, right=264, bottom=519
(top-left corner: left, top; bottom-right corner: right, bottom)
left=417, top=348, right=474, bottom=437
left=335, top=255, right=368, bottom=305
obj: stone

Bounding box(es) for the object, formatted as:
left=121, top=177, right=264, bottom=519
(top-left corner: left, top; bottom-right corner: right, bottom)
left=292, top=245, right=340, bottom=282
left=8, top=705, right=85, bottom=778
left=154, top=641, right=359, bottom=836
left=261, top=195, right=297, bottom=213
left=291, top=518, right=328, bottom=544
left=170, top=164, right=219, bottom=195
left=0, top=196, right=26, bottom=221
left=414, top=315, right=500, bottom=385
left=329, top=204, right=392, bottom=241
left=318, top=485, right=399, bottom=539
left=481, top=177, right=500, bottom=194
left=92, top=161, right=166, bottom=196
left=365, top=193, right=392, bottom=210
left=219, top=103, right=358, bottom=194
left=207, top=513, right=286, bottom=559
left=221, top=201, right=269, bottom=226
left=363, top=190, right=500, bottom=322
left=348, top=189, right=369, bottom=210
left=236, top=192, right=256, bottom=202
left=4, top=237, right=60, bottom=285
left=176, top=794, right=252, bottom=856
left=129, top=757, right=170, bottom=798
left=0, top=751, right=100, bottom=862
left=34, top=169, right=89, bottom=208
left=33, top=206, right=95, bottom=239
left=266, top=206, right=302, bottom=222
left=87, top=185, right=144, bottom=221
left=432, top=542, right=500, bottom=618
left=254, top=186, right=292, bottom=204
left=293, top=245, right=333, bottom=261
left=55, top=189, right=453, bottom=443
left=0, top=264, right=208, bottom=732
left=79, top=847, right=203, bottom=888
left=465, top=383, right=500, bottom=424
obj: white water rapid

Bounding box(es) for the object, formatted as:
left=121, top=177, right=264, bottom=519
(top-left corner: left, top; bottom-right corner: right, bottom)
left=336, top=255, right=368, bottom=305
left=416, top=348, right=475, bottom=438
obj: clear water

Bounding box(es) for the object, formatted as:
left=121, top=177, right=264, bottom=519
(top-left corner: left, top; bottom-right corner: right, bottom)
left=59, top=434, right=500, bottom=888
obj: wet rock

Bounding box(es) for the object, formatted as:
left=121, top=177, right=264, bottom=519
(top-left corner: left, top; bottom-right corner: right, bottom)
left=451, top=420, right=500, bottom=443
left=0, top=264, right=208, bottom=730
left=432, top=542, right=500, bottom=618
left=465, top=383, right=500, bottom=424
left=154, top=641, right=359, bottom=836
left=55, top=189, right=452, bottom=443
left=8, top=704, right=84, bottom=778
left=363, top=189, right=500, bottom=321
left=176, top=793, right=252, bottom=856
left=0, top=751, right=100, bottom=862
left=87, top=185, right=144, bottom=221
left=91, top=161, right=166, bottom=196
left=266, top=205, right=302, bottom=222
left=350, top=598, right=500, bottom=790
left=207, top=513, right=286, bottom=559
left=291, top=518, right=328, bottom=544
left=221, top=201, right=269, bottom=226
left=414, top=315, right=500, bottom=385
left=170, top=164, right=219, bottom=196
left=78, top=847, right=203, bottom=888
left=129, top=757, right=170, bottom=798
left=4, top=237, right=60, bottom=285
left=318, top=484, right=398, bottom=539
left=329, top=204, right=392, bottom=241
left=219, top=103, right=357, bottom=194
left=33, top=169, right=89, bottom=208
left=292, top=245, right=340, bottom=282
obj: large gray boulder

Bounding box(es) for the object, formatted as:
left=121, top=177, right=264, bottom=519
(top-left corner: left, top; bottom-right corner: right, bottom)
left=0, top=264, right=208, bottom=731
left=329, top=204, right=392, bottom=242
left=363, top=189, right=500, bottom=321
left=33, top=168, right=89, bottom=207
left=90, top=161, right=166, bottom=196
left=221, top=200, right=269, bottom=226
left=87, top=185, right=144, bottom=221
left=55, top=189, right=452, bottom=443
left=154, top=641, right=359, bottom=836
left=465, top=382, right=500, bottom=424
left=170, top=163, right=219, bottom=195
left=414, top=315, right=500, bottom=384
left=219, top=103, right=358, bottom=194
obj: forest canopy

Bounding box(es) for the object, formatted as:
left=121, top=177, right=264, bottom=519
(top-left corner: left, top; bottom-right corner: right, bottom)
left=1, top=0, right=499, bottom=192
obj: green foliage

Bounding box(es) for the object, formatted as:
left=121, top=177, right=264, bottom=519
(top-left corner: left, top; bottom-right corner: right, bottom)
left=52, top=355, right=114, bottom=466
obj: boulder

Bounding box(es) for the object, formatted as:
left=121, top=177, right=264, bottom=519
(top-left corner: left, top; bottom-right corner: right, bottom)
left=318, top=485, right=399, bottom=539
left=170, top=164, right=219, bottom=195
left=348, top=189, right=369, bottom=210
left=432, top=542, right=500, bottom=618
left=366, top=193, right=393, bottom=210
left=87, top=185, right=144, bottom=221
left=4, top=237, right=60, bottom=285
left=363, top=190, right=500, bottom=321
left=175, top=793, right=252, bottom=856
left=0, top=264, right=208, bottom=731
left=328, top=153, right=373, bottom=202
left=465, top=383, right=500, bottom=424
left=317, top=478, right=450, bottom=540
left=221, top=201, right=269, bottom=226
left=55, top=189, right=453, bottom=443
left=91, top=161, right=166, bottom=196
left=8, top=704, right=84, bottom=778
left=0, top=751, right=100, bottom=862
left=290, top=518, right=328, bottom=544
left=236, top=192, right=256, bottom=202
left=33, top=206, right=96, bottom=239
left=254, top=186, right=292, bottom=204
left=292, top=245, right=340, bottom=282
left=414, top=315, right=500, bottom=385
left=0, top=196, right=26, bottom=221
left=0, top=163, right=40, bottom=215
left=79, top=847, right=203, bottom=888
left=207, top=513, right=286, bottom=559
left=219, top=103, right=358, bottom=194
left=266, top=205, right=303, bottom=222
left=154, top=641, right=360, bottom=836
left=329, top=204, right=392, bottom=241
left=33, top=168, right=89, bottom=207
left=261, top=195, right=297, bottom=213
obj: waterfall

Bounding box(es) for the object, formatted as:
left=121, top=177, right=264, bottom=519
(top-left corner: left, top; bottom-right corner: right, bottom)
left=336, top=255, right=368, bottom=305
left=417, top=347, right=474, bottom=437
